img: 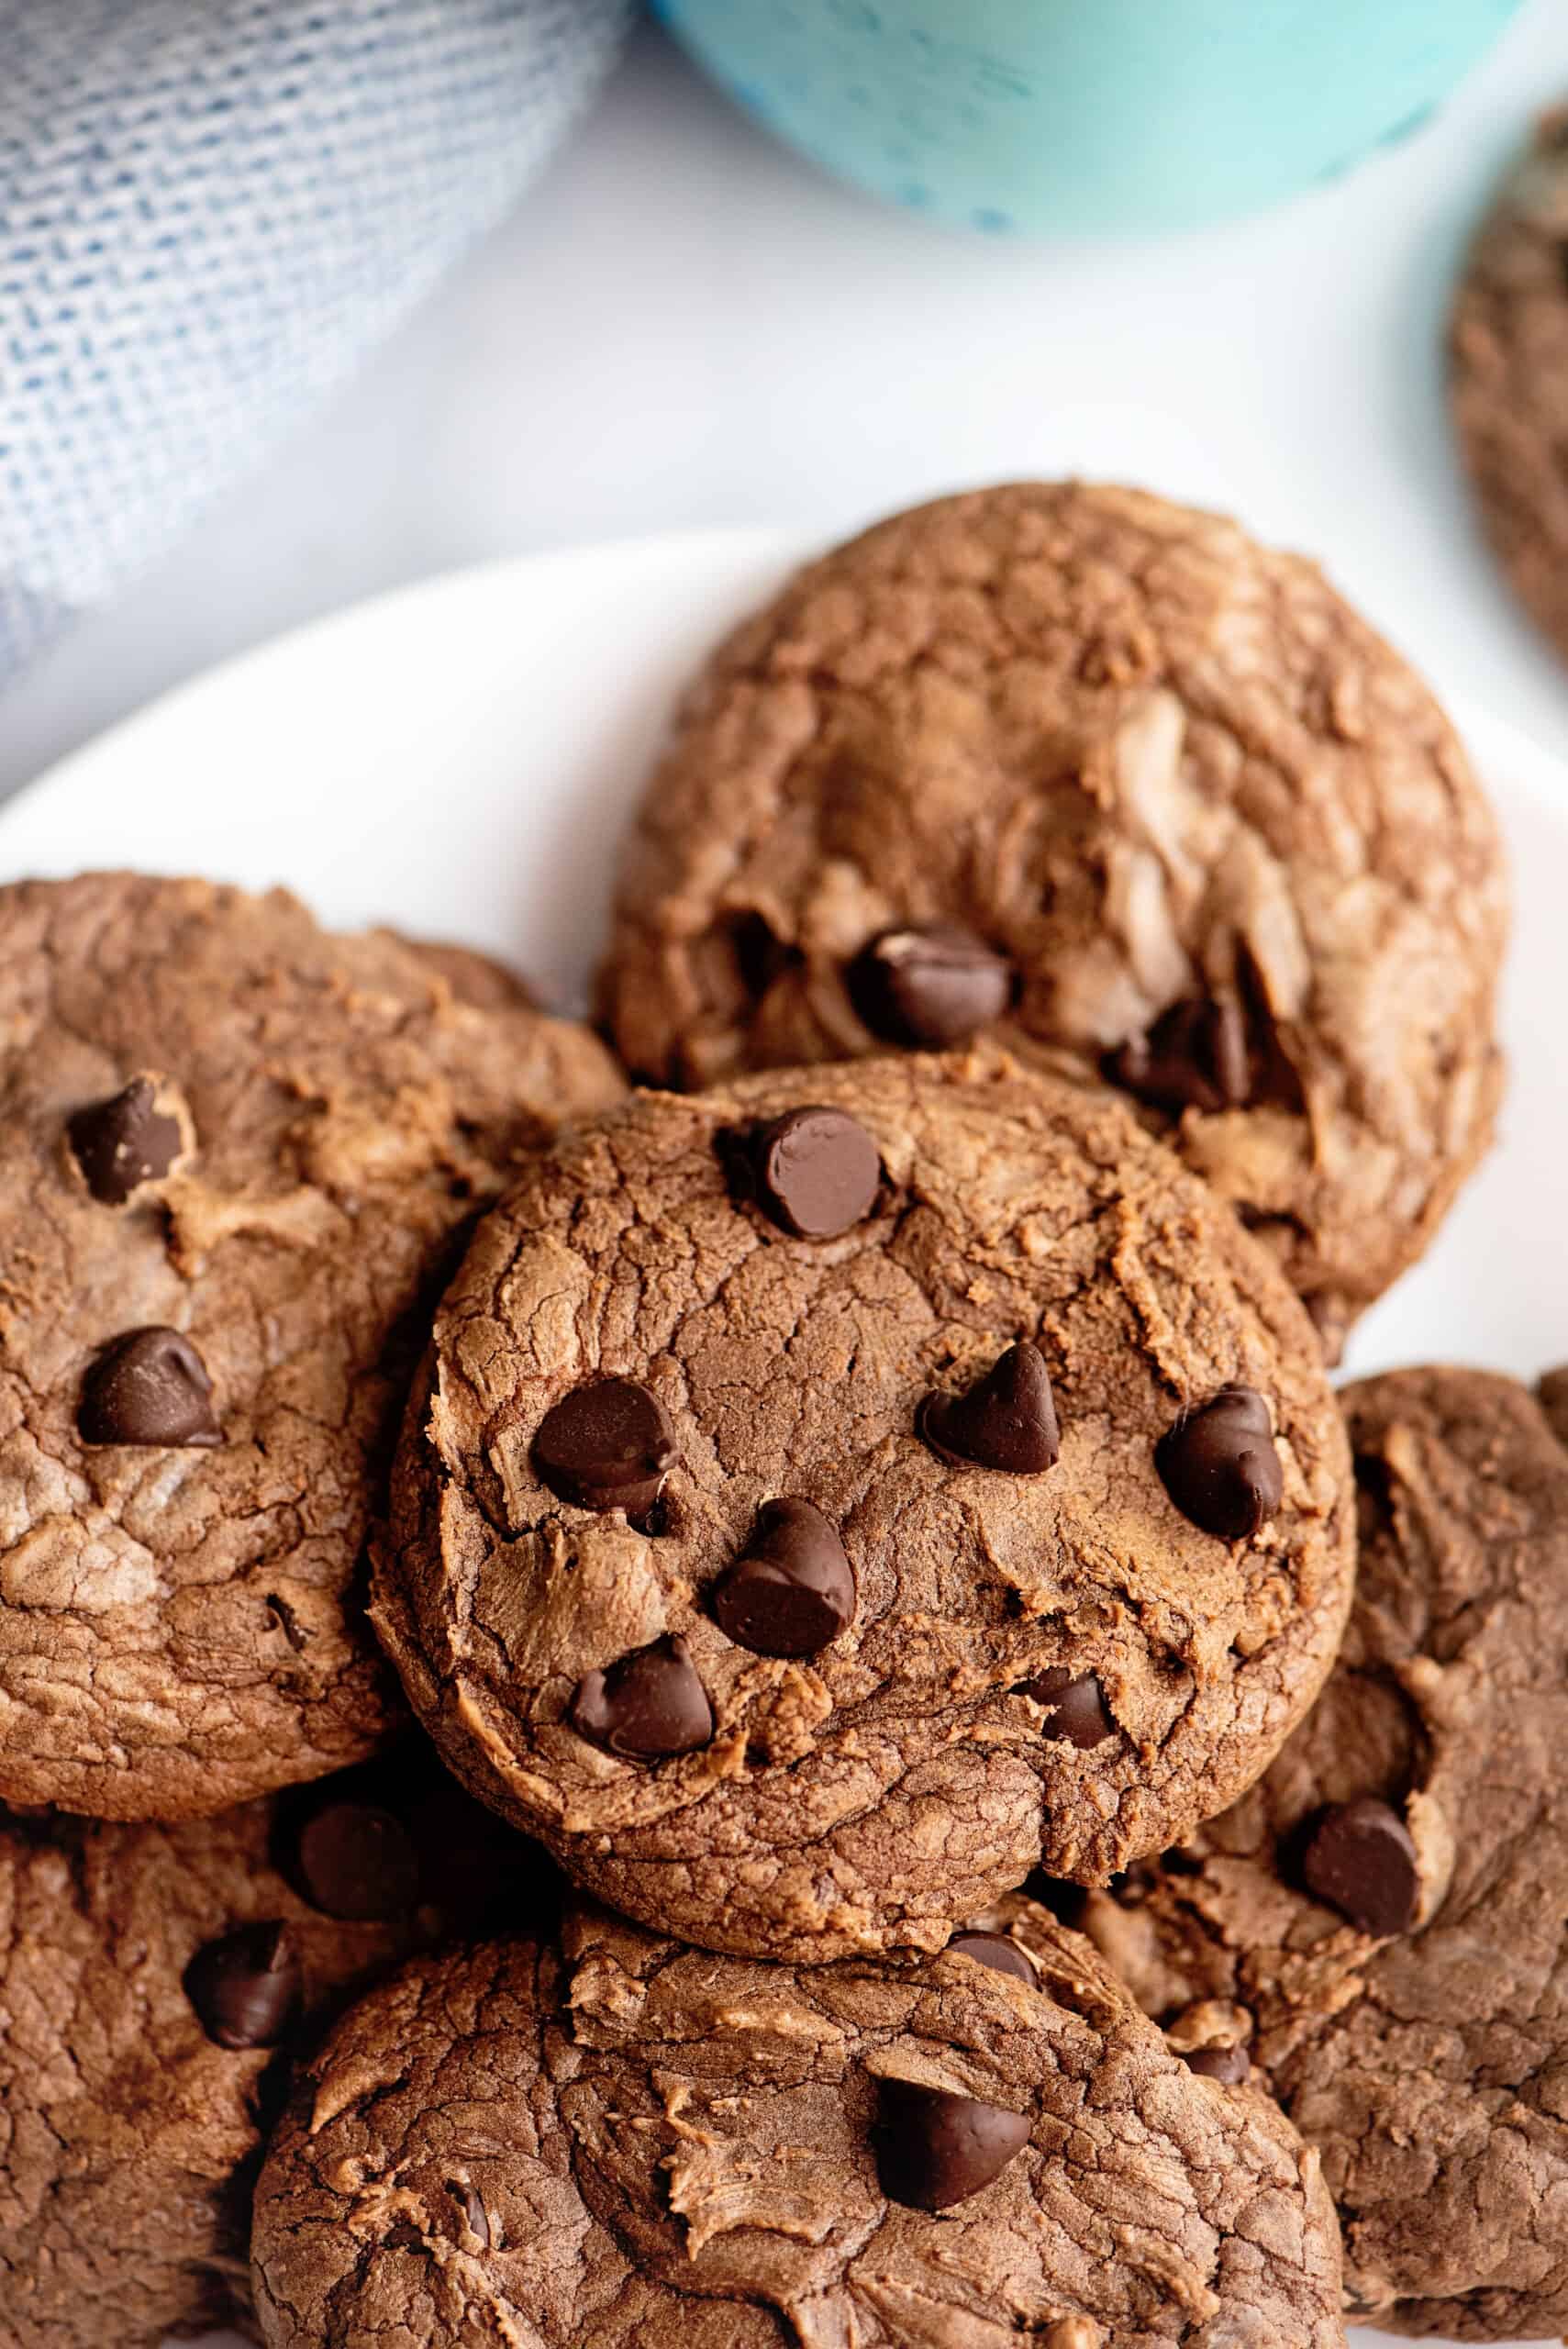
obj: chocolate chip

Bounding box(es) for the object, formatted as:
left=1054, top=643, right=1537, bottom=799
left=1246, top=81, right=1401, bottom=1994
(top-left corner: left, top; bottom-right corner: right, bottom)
left=1301, top=1797, right=1420, bottom=1938
left=848, top=924, right=1012, bottom=1049
left=384, top=2220, right=424, bottom=2251
left=920, top=1340, right=1061, bottom=1475
left=447, top=2182, right=490, bottom=2247
left=876, top=2078, right=1030, bottom=2210
left=67, top=1074, right=186, bottom=1203
left=746, top=1106, right=882, bottom=1240
left=713, top=1497, right=856, bottom=1657
left=1156, top=1385, right=1282, bottom=1540
left=946, top=1930, right=1038, bottom=1987
left=1182, top=2043, right=1251, bottom=2084
left=183, top=1920, right=302, bottom=2050
left=296, top=1801, right=421, bottom=1921
left=1017, top=1667, right=1115, bottom=1750
left=569, top=1634, right=715, bottom=1759
left=78, top=1328, right=222, bottom=1447
left=1109, top=996, right=1251, bottom=1116
left=532, top=1378, right=677, bottom=1516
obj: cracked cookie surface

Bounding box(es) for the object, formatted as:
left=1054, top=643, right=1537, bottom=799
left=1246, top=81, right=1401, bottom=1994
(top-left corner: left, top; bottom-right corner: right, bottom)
left=596, top=483, right=1506, bottom=1352
left=1451, top=108, right=1568, bottom=671
left=373, top=1051, right=1353, bottom=1961
left=0, top=1747, right=554, bottom=2349
left=250, top=1895, right=1346, bottom=2349
left=1074, top=1366, right=1568, bottom=2339
left=0, top=873, right=624, bottom=1819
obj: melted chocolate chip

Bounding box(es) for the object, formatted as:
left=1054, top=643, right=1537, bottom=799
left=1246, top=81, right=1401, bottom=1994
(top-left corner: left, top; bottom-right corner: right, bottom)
left=848, top=925, right=1012, bottom=1049
left=876, top=2078, right=1030, bottom=2210
left=1182, top=2043, right=1251, bottom=2084
left=296, top=1801, right=421, bottom=1921
left=1302, top=1797, right=1420, bottom=1938
left=1156, top=1385, right=1283, bottom=1540
left=569, top=1634, right=715, bottom=1759
left=713, top=1497, right=856, bottom=1658
left=67, top=1075, right=185, bottom=1203
left=533, top=1378, right=677, bottom=1516
left=746, top=1106, right=882, bottom=1240
left=1017, top=1667, right=1115, bottom=1750
left=183, top=1920, right=302, bottom=2050
left=1109, top=996, right=1251, bottom=1116
left=946, top=1930, right=1038, bottom=1987
left=78, top=1327, right=222, bottom=1448
left=920, top=1340, right=1061, bottom=1474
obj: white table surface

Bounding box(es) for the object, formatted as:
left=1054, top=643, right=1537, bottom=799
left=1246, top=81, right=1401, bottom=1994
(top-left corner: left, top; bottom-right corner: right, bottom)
left=5, top=2, right=1568, bottom=805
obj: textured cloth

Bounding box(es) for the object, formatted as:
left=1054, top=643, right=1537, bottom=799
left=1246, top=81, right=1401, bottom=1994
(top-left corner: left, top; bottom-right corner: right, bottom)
left=0, top=0, right=630, bottom=688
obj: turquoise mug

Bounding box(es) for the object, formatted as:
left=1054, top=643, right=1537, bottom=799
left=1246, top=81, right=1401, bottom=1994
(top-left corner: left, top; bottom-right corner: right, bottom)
left=655, top=0, right=1522, bottom=236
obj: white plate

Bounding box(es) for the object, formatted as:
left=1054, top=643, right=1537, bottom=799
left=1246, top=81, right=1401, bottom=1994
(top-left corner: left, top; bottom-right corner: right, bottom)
left=2, top=532, right=1559, bottom=2349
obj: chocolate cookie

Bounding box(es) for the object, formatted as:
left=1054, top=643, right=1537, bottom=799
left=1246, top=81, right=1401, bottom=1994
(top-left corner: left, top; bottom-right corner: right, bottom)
left=1451, top=107, right=1568, bottom=669
left=0, top=1750, right=555, bottom=2349
left=0, top=873, right=623, bottom=1819
left=373, top=1050, right=1354, bottom=1961
left=250, top=1895, right=1346, bottom=2349
left=1073, top=1366, right=1568, bottom=2337
left=597, top=483, right=1506, bottom=1351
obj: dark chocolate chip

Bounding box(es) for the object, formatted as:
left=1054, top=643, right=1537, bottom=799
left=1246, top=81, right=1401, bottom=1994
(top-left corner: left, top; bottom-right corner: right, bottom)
left=447, top=2182, right=490, bottom=2247
left=1156, top=1385, right=1283, bottom=1540
left=569, top=1634, right=715, bottom=1759
left=532, top=1377, right=677, bottom=1516
left=67, top=1075, right=185, bottom=1204
left=848, top=924, right=1012, bottom=1049
left=876, top=2078, right=1030, bottom=2210
left=183, top=1920, right=302, bottom=2051
left=919, top=1340, right=1061, bottom=1475
left=1017, top=1667, right=1115, bottom=1750
left=713, top=1497, right=856, bottom=1657
left=748, top=1106, right=882, bottom=1240
left=296, top=1801, right=421, bottom=1921
left=1109, top=996, right=1251, bottom=1116
left=946, top=1930, right=1038, bottom=1987
left=384, top=2220, right=424, bottom=2251
left=78, top=1327, right=222, bottom=1448
left=1301, top=1797, right=1420, bottom=1938
left=1182, top=2043, right=1251, bottom=2084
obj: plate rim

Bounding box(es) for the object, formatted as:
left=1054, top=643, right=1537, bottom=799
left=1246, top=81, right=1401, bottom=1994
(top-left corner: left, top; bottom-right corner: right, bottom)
left=4, top=526, right=1566, bottom=851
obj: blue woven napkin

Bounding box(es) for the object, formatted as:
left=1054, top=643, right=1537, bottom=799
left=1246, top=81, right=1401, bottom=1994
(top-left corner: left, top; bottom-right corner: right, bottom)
left=0, top=0, right=631, bottom=691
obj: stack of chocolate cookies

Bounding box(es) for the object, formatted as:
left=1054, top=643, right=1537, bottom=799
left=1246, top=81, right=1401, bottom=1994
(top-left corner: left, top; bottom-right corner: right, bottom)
left=3, top=488, right=1559, bottom=2349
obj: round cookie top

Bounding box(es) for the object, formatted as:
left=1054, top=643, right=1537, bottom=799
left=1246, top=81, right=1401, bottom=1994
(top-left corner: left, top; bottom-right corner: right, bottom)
left=374, top=1050, right=1353, bottom=1961
left=250, top=1897, right=1346, bottom=2349
left=0, top=872, right=624, bottom=1819
left=1075, top=1365, right=1568, bottom=2338
left=1451, top=109, right=1568, bottom=668
left=597, top=482, right=1506, bottom=1350
left=0, top=1748, right=554, bottom=2349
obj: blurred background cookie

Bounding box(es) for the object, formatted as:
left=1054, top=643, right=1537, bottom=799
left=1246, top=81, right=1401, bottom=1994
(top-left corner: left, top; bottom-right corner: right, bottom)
left=1451, top=106, right=1568, bottom=668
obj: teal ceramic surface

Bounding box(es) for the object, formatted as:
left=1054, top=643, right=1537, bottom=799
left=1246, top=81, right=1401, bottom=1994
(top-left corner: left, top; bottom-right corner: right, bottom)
left=656, top=0, right=1522, bottom=236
